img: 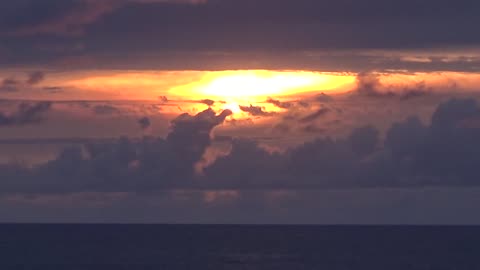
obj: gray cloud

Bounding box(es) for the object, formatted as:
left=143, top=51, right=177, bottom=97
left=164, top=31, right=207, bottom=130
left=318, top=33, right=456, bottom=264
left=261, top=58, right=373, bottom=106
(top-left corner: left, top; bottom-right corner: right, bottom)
left=0, top=78, right=20, bottom=92
left=299, top=108, right=331, bottom=123
left=316, top=93, right=334, bottom=103
left=0, top=0, right=206, bottom=36
left=266, top=98, right=294, bottom=109
left=240, top=105, right=274, bottom=117
left=1, top=98, right=480, bottom=194
left=26, top=71, right=45, bottom=85
left=138, top=117, right=151, bottom=130
left=0, top=71, right=46, bottom=91
left=355, top=72, right=431, bottom=99
left=92, top=104, right=122, bottom=115
left=199, top=99, right=215, bottom=106
left=0, top=102, right=52, bottom=126
left=2, top=0, right=480, bottom=71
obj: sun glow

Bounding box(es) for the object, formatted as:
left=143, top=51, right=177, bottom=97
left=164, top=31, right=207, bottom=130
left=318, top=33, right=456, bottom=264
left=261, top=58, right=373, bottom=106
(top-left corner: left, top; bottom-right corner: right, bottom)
left=222, top=102, right=242, bottom=114
left=171, top=70, right=355, bottom=100
left=200, top=72, right=319, bottom=97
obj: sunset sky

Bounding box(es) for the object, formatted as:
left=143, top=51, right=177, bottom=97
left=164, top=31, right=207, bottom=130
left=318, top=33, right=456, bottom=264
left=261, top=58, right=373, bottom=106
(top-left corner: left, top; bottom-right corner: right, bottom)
left=2, top=0, right=480, bottom=224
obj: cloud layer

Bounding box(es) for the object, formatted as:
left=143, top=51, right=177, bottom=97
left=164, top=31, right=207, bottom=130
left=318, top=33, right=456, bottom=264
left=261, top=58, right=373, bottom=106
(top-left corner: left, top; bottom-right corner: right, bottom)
left=1, top=0, right=480, bottom=71
left=1, top=97, right=480, bottom=195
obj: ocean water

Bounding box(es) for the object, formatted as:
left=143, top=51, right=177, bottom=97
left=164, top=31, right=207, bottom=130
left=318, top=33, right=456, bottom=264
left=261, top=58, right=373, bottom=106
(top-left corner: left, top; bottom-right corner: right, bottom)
left=0, top=224, right=479, bottom=269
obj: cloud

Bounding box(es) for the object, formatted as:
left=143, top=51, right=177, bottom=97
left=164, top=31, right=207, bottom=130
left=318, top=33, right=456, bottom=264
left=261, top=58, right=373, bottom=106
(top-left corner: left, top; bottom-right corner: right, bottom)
left=199, top=99, right=215, bottom=106
left=3, top=98, right=480, bottom=194
left=356, top=72, right=391, bottom=97
left=299, top=108, right=331, bottom=123
left=42, top=86, right=63, bottom=93
left=0, top=71, right=46, bottom=91
left=316, top=93, right=334, bottom=103
left=138, top=117, right=151, bottom=130
left=92, top=105, right=122, bottom=115
left=239, top=105, right=274, bottom=117
left=159, top=96, right=169, bottom=103
left=355, top=72, right=430, bottom=99
left=302, top=124, right=327, bottom=134
left=2, top=0, right=120, bottom=36
left=3, top=0, right=480, bottom=71
left=0, top=0, right=207, bottom=36
left=0, top=78, right=20, bottom=92
left=266, top=98, right=293, bottom=109
left=26, top=71, right=45, bottom=85
left=0, top=102, right=52, bottom=127
left=0, top=107, right=231, bottom=194
left=167, top=108, right=232, bottom=171
left=348, top=126, right=379, bottom=156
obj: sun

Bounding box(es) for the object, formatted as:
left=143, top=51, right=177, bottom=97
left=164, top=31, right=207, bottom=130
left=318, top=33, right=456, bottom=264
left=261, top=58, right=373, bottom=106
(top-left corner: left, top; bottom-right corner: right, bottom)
left=222, top=102, right=242, bottom=114
left=198, top=70, right=326, bottom=98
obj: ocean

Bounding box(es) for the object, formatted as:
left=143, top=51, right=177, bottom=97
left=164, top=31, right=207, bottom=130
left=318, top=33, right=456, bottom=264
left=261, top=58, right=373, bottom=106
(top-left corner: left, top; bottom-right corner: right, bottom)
left=0, top=224, right=478, bottom=269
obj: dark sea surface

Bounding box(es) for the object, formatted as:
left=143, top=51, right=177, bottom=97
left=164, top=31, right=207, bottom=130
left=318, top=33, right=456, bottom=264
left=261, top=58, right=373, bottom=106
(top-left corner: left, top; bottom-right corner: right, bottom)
left=0, top=224, right=479, bottom=269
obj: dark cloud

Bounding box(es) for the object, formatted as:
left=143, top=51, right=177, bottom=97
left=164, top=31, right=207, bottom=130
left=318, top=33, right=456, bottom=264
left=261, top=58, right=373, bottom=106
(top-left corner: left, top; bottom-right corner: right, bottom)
left=159, top=96, right=169, bottom=103
left=0, top=107, right=231, bottom=194
left=138, top=116, right=151, bottom=130
left=42, top=86, right=63, bottom=93
left=2, top=98, right=480, bottom=194
left=2, top=0, right=480, bottom=71
left=26, top=71, right=45, bottom=85
left=302, top=124, right=327, bottom=134
left=316, top=93, right=334, bottom=103
left=0, top=78, right=20, bottom=92
left=266, top=98, right=293, bottom=109
left=167, top=108, right=232, bottom=173
left=356, top=72, right=391, bottom=97
left=1, top=71, right=46, bottom=91
left=239, top=105, right=274, bottom=117
left=297, top=101, right=311, bottom=108
left=199, top=99, right=215, bottom=106
left=0, top=0, right=120, bottom=36
left=0, top=102, right=52, bottom=126
left=355, top=72, right=430, bottom=99
left=299, top=108, right=331, bottom=123
left=92, top=104, right=121, bottom=115
left=0, top=0, right=206, bottom=36
left=348, top=126, right=379, bottom=157
left=273, top=123, right=291, bottom=133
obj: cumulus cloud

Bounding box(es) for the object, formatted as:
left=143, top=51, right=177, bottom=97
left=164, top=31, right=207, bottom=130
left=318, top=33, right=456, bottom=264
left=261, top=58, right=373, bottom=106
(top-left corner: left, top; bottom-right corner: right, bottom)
left=2, top=98, right=480, bottom=194
left=0, top=107, right=231, bottom=194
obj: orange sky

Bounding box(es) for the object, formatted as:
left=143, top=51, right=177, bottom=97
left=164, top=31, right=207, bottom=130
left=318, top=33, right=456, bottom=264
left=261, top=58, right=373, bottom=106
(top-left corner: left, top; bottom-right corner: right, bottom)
left=3, top=69, right=480, bottom=103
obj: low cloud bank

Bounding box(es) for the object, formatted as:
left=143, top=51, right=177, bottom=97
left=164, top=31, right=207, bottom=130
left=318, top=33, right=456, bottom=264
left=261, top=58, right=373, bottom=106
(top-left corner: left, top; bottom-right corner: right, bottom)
left=1, top=98, right=480, bottom=194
